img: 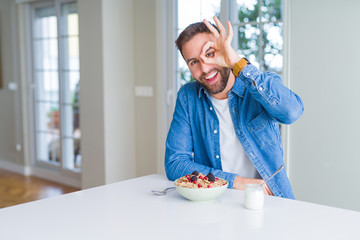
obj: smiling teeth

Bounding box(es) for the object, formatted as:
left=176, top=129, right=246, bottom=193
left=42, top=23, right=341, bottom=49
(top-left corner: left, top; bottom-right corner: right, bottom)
left=205, top=71, right=217, bottom=79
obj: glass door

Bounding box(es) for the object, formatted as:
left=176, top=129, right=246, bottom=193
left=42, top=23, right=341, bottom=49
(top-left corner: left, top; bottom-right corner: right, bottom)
left=59, top=2, right=81, bottom=171
left=31, top=0, right=80, bottom=174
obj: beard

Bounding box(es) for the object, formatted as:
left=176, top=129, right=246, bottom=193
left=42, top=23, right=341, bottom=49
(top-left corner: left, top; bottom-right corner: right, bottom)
left=198, top=67, right=231, bottom=95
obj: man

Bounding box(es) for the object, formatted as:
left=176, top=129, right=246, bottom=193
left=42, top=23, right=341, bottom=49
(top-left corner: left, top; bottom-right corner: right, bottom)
left=165, top=16, right=303, bottom=199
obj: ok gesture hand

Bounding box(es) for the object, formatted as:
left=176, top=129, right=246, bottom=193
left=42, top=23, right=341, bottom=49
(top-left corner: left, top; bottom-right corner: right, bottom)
left=201, top=16, right=241, bottom=69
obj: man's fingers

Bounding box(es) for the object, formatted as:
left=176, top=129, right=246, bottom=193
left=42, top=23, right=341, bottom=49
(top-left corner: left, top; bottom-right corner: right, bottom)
left=263, top=184, right=274, bottom=196
left=203, top=19, right=220, bottom=38
left=200, top=41, right=216, bottom=65
left=213, top=16, right=226, bottom=37
left=226, top=20, right=233, bottom=45
left=200, top=54, right=216, bottom=65
left=200, top=41, right=215, bottom=64
left=200, top=41, right=215, bottom=56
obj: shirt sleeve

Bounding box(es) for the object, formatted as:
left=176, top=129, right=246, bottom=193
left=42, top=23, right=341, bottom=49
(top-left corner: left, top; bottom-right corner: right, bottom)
left=239, top=65, right=304, bottom=124
left=164, top=87, right=238, bottom=188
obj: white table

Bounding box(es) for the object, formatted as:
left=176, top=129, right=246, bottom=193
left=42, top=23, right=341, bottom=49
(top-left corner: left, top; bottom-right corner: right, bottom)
left=0, top=174, right=359, bottom=239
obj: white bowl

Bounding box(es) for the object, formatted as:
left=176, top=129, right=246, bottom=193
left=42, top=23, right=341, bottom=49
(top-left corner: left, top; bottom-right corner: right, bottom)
left=174, top=178, right=229, bottom=201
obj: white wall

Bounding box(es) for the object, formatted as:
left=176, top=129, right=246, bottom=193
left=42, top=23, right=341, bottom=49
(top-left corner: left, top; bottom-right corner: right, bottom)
left=289, top=0, right=360, bottom=211
left=133, top=0, right=159, bottom=176
left=79, top=0, right=136, bottom=188
left=0, top=0, right=19, bottom=166
left=102, top=0, right=136, bottom=184
left=78, top=0, right=106, bottom=188
left=80, top=0, right=161, bottom=188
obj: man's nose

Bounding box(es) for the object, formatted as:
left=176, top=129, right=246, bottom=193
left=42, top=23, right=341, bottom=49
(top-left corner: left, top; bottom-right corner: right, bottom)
left=199, top=61, right=211, bottom=73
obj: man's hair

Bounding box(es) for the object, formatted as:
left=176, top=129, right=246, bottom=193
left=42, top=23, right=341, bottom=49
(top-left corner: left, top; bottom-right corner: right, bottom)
left=175, top=22, right=219, bottom=57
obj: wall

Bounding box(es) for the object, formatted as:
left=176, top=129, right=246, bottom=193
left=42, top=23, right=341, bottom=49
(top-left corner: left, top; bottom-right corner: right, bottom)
left=102, top=0, right=136, bottom=183
left=79, top=0, right=137, bottom=188
left=79, top=0, right=159, bottom=187
left=289, top=0, right=360, bottom=211
left=78, top=0, right=106, bottom=188
left=0, top=0, right=20, bottom=166
left=133, top=0, right=158, bottom=176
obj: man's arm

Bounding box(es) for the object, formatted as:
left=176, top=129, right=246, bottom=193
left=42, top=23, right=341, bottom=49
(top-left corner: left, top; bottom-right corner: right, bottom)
left=203, top=16, right=303, bottom=120
left=165, top=87, right=274, bottom=195
left=238, top=65, right=304, bottom=124
left=165, top=87, right=239, bottom=188
left=201, top=16, right=302, bottom=194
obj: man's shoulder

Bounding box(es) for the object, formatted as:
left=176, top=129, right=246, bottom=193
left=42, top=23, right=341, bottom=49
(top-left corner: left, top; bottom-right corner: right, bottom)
left=178, top=81, right=200, bottom=97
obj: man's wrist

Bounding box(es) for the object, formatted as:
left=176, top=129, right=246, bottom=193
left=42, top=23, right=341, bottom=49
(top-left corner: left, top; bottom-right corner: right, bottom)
left=229, top=55, right=242, bottom=68
left=233, top=175, right=264, bottom=190
left=232, top=57, right=250, bottom=77
left=233, top=176, right=245, bottom=190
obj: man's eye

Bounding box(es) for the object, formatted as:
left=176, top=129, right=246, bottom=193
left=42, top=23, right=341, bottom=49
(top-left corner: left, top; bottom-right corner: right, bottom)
left=190, top=60, right=198, bottom=65
left=206, top=52, right=214, bottom=58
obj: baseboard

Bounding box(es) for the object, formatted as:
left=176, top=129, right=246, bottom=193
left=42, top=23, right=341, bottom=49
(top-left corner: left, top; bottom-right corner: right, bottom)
left=0, top=158, right=81, bottom=188
left=31, top=167, right=81, bottom=188
left=0, top=158, right=31, bottom=176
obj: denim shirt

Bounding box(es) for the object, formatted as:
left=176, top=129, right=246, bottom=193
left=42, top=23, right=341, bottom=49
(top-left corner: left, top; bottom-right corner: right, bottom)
left=165, top=65, right=304, bottom=199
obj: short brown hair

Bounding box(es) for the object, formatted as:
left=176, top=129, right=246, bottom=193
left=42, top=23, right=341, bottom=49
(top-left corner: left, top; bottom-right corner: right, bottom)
left=175, top=22, right=219, bottom=57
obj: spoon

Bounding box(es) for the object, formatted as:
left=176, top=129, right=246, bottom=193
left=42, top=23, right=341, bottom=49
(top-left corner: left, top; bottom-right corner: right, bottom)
left=259, top=165, right=284, bottom=188
left=151, top=187, right=175, bottom=195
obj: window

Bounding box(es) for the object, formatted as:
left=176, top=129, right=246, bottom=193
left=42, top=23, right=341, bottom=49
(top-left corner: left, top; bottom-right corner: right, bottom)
left=233, top=0, right=283, bottom=73
left=30, top=0, right=81, bottom=173
left=176, top=0, right=283, bottom=88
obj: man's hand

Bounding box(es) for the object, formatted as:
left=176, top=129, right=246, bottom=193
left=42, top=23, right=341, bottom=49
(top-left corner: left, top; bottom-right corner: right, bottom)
left=233, top=176, right=274, bottom=196
left=201, top=16, right=241, bottom=69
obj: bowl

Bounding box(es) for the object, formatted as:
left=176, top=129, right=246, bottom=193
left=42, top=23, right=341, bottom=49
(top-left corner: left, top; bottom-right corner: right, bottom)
left=174, top=178, right=228, bottom=201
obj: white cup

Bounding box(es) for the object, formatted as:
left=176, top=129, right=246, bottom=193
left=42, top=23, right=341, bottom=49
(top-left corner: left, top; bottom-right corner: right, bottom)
left=244, top=184, right=264, bottom=210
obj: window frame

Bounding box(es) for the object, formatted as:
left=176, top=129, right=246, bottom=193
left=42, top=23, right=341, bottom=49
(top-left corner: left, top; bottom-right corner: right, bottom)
left=27, top=0, right=81, bottom=179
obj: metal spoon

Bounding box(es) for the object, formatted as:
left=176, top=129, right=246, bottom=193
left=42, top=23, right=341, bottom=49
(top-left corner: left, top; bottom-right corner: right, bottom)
left=260, top=165, right=284, bottom=188
left=151, top=187, right=175, bottom=195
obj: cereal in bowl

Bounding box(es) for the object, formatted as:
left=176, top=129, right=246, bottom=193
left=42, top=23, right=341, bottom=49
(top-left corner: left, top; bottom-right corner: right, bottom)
left=175, top=171, right=227, bottom=189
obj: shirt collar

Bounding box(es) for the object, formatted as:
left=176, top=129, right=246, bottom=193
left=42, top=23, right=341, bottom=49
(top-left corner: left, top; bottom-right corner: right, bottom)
left=197, top=85, right=207, bottom=98
left=230, top=76, right=247, bottom=98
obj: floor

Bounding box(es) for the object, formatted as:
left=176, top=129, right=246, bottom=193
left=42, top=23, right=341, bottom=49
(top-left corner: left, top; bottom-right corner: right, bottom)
left=0, top=169, right=80, bottom=208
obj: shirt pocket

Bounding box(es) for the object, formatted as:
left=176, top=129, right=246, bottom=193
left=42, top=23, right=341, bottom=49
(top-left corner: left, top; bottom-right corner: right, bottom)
left=247, top=111, right=276, bottom=149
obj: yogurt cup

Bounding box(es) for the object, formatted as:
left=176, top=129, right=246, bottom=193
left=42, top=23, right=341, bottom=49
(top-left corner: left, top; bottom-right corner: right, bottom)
left=244, top=184, right=264, bottom=210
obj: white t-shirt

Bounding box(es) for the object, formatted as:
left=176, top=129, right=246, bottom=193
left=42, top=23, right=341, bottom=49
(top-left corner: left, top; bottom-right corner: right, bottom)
left=209, top=96, right=261, bottom=179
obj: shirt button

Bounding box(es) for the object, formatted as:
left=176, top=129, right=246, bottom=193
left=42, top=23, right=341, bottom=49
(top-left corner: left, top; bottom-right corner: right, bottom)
left=216, top=155, right=220, bottom=159
left=259, top=86, right=263, bottom=91
left=246, top=73, right=250, bottom=76
left=209, top=107, right=213, bottom=111
left=214, top=130, right=217, bottom=134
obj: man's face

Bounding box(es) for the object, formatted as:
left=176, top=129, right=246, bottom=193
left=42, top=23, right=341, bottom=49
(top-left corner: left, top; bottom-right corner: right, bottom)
left=182, top=33, right=230, bottom=95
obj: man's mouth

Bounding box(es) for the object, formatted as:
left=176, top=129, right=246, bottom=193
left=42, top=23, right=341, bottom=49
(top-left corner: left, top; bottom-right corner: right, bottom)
left=203, top=71, right=218, bottom=84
